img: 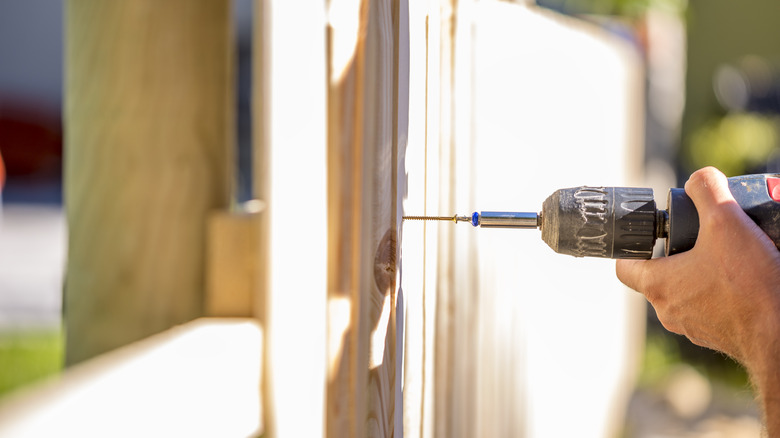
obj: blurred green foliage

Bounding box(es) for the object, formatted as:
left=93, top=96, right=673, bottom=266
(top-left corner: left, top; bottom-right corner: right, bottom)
left=637, top=330, right=681, bottom=388
left=0, top=329, right=63, bottom=397
left=688, top=113, right=779, bottom=176
left=639, top=330, right=750, bottom=391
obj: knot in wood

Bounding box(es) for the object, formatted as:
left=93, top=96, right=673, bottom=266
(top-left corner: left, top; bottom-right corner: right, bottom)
left=373, top=228, right=397, bottom=295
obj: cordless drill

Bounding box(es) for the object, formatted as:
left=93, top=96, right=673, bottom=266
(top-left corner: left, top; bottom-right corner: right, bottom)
left=404, top=174, right=780, bottom=259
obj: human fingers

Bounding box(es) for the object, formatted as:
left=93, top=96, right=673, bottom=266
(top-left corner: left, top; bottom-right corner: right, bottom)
left=683, top=166, right=736, bottom=213
left=684, top=167, right=777, bottom=254
left=616, top=257, right=691, bottom=335
left=615, top=169, right=721, bottom=297
left=615, top=259, right=647, bottom=293
left=616, top=257, right=679, bottom=302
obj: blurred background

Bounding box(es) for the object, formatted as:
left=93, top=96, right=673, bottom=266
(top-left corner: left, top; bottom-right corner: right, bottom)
left=0, top=0, right=253, bottom=398
left=0, top=0, right=65, bottom=399
left=2, top=0, right=779, bottom=436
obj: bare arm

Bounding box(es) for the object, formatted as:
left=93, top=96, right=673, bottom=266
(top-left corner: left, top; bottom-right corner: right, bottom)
left=616, top=167, right=780, bottom=434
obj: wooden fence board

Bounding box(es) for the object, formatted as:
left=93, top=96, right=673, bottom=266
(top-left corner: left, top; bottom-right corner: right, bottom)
left=16, top=2, right=648, bottom=438
left=205, top=208, right=262, bottom=317
left=64, top=0, right=233, bottom=365
left=402, top=2, right=645, bottom=437
left=0, top=319, right=262, bottom=438
left=253, top=1, right=328, bottom=437
left=326, top=0, right=407, bottom=436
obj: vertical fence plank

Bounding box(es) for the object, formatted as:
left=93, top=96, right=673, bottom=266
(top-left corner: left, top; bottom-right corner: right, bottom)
left=394, top=1, right=410, bottom=436
left=401, top=2, right=446, bottom=437
left=254, top=1, right=328, bottom=437
left=326, top=0, right=405, bottom=436
left=326, top=0, right=366, bottom=433
left=361, top=2, right=399, bottom=435
left=64, top=0, right=233, bottom=365
left=401, top=1, right=431, bottom=436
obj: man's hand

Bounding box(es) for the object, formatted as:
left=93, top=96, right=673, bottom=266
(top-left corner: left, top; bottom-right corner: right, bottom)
left=616, top=167, right=780, bottom=434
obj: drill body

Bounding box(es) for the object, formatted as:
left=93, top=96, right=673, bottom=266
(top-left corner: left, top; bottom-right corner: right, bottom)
left=470, top=174, right=780, bottom=259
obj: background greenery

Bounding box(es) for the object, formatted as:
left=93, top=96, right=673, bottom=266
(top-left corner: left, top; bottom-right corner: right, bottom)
left=0, top=329, right=63, bottom=397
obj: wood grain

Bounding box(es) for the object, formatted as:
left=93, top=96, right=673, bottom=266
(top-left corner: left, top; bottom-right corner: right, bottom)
left=327, top=0, right=406, bottom=436
left=64, top=0, right=233, bottom=365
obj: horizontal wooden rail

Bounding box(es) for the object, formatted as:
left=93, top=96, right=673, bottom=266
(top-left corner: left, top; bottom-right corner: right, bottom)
left=0, top=318, right=262, bottom=438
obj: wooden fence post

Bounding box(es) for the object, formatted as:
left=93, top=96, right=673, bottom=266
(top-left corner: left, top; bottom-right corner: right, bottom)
left=64, top=0, right=234, bottom=365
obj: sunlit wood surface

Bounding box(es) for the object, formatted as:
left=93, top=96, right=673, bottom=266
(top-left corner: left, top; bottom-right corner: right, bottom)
left=0, top=319, right=262, bottom=438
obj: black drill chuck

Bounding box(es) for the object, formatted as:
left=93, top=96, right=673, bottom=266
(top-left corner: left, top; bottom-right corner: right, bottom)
left=539, top=186, right=661, bottom=259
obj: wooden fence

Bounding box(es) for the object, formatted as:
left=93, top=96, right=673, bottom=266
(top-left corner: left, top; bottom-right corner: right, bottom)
left=0, top=1, right=645, bottom=437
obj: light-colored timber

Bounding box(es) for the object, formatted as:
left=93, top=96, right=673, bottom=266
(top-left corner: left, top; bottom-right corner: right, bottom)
left=0, top=318, right=262, bottom=438
left=325, top=0, right=407, bottom=436
left=64, top=0, right=234, bottom=365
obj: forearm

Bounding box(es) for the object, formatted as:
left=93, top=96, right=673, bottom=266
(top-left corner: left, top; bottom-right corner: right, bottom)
left=752, top=368, right=780, bottom=436
left=747, top=323, right=780, bottom=436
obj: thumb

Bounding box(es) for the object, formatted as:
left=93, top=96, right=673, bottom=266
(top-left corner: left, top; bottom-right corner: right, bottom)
left=683, top=167, right=736, bottom=215
left=616, top=258, right=664, bottom=298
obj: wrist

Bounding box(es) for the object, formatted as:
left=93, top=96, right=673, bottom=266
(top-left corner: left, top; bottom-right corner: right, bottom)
left=754, top=372, right=780, bottom=436
left=746, top=319, right=780, bottom=384
left=745, top=310, right=780, bottom=434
